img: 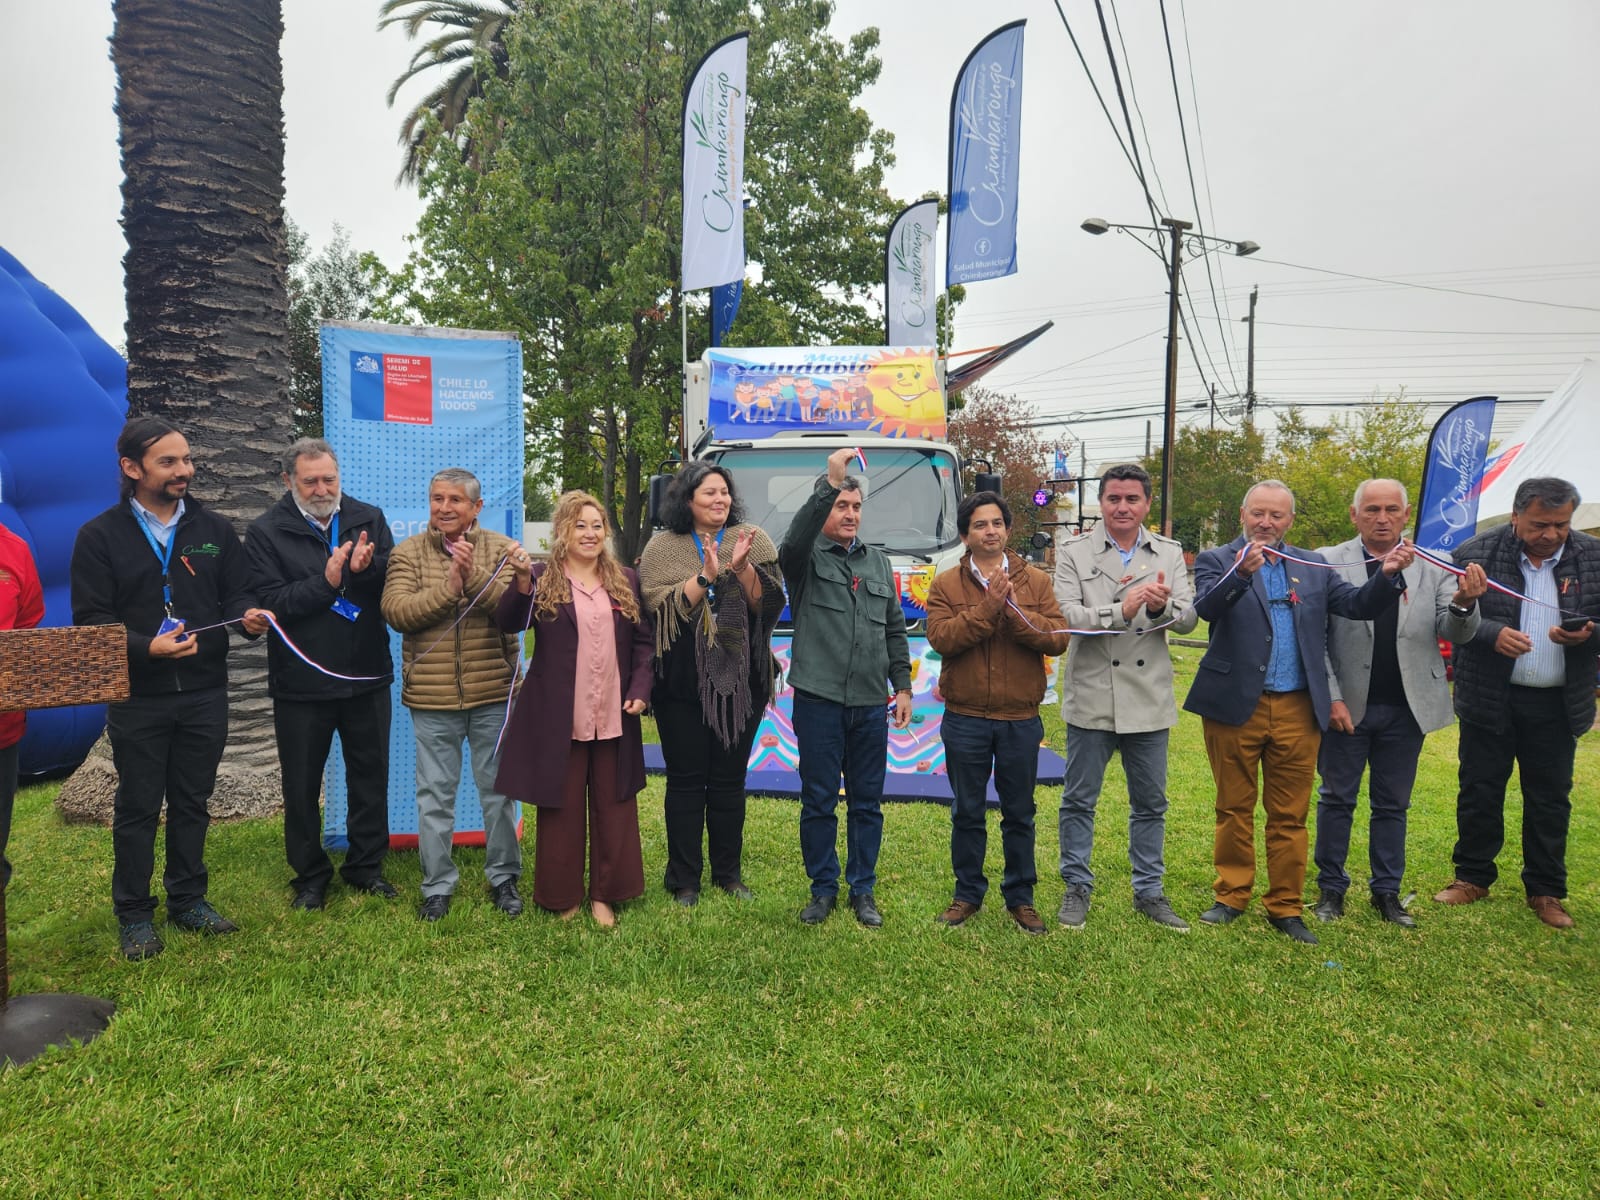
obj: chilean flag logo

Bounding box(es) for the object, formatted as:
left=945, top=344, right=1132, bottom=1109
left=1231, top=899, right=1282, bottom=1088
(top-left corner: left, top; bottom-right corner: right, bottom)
left=351, top=351, right=433, bottom=425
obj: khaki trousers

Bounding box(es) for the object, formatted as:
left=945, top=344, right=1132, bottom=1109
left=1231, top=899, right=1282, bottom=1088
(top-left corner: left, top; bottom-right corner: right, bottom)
left=1202, top=690, right=1321, bottom=917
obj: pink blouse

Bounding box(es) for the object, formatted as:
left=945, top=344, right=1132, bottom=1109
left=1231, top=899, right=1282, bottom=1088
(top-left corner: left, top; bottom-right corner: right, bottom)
left=569, top=575, right=622, bottom=741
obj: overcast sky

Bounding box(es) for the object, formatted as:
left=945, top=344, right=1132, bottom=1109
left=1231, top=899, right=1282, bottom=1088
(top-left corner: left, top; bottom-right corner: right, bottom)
left=3, top=1, right=1597, bottom=470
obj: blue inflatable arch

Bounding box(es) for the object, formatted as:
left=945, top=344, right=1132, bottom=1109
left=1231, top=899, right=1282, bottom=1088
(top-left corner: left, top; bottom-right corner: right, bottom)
left=0, top=246, right=128, bottom=776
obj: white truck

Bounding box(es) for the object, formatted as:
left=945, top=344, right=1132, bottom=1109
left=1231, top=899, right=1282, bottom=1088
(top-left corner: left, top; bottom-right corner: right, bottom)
left=661, top=345, right=999, bottom=627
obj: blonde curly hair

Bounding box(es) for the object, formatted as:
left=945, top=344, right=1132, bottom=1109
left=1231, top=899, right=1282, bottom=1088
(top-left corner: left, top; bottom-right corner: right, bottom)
left=533, top=490, right=641, bottom=624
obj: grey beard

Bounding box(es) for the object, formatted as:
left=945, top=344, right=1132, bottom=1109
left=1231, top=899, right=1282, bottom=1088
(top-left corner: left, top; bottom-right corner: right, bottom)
left=303, top=493, right=341, bottom=521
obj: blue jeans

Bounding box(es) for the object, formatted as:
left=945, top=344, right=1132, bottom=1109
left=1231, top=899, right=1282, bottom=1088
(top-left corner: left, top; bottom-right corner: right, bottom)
left=1058, top=725, right=1171, bottom=899
left=793, top=690, right=886, bottom=898
left=1314, top=701, right=1423, bottom=896
left=942, top=711, right=1041, bottom=908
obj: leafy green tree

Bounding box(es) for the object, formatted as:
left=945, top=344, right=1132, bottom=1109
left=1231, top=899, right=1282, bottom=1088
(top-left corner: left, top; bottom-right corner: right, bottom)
left=1268, top=395, right=1429, bottom=548
left=523, top=475, right=554, bottom=520
left=1144, top=423, right=1267, bottom=551
left=377, top=0, right=910, bottom=559
left=947, top=389, right=1073, bottom=553
left=287, top=221, right=382, bottom=438
left=379, top=0, right=520, bottom=184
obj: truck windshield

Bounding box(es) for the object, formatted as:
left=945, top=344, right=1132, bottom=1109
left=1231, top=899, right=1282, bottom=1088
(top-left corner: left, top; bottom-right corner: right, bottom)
left=712, top=446, right=961, bottom=557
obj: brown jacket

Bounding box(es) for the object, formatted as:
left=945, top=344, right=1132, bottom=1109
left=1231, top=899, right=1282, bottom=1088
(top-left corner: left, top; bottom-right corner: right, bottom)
left=925, top=551, right=1069, bottom=721
left=381, top=524, right=518, bottom=711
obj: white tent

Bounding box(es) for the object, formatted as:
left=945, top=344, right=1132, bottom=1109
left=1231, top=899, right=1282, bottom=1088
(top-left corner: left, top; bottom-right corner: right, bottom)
left=1474, top=358, right=1600, bottom=534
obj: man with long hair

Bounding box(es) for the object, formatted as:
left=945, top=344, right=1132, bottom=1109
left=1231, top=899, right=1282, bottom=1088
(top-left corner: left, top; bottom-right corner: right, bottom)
left=70, top=417, right=271, bottom=960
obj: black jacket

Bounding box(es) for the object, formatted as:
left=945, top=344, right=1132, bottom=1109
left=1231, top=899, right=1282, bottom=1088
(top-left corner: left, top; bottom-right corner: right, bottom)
left=1452, top=524, right=1600, bottom=737
left=245, top=491, right=394, bottom=701
left=71, top=498, right=259, bottom=697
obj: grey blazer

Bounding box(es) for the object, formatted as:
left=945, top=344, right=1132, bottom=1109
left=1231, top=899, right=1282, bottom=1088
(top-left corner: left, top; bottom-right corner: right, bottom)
left=1052, top=527, right=1197, bottom=733
left=1316, top=537, right=1480, bottom=733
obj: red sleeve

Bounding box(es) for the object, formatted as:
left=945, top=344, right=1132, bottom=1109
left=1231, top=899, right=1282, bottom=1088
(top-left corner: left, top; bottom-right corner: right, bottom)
left=1, top=530, right=44, bottom=630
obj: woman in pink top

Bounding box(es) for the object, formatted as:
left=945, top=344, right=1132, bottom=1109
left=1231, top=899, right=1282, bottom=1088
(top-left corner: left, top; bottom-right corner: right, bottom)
left=496, top=492, right=654, bottom=926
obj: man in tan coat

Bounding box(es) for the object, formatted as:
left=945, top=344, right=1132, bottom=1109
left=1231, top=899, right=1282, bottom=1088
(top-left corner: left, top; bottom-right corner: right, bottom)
left=1052, top=464, right=1197, bottom=931
left=381, top=468, right=528, bottom=921
left=926, top=492, right=1069, bottom=935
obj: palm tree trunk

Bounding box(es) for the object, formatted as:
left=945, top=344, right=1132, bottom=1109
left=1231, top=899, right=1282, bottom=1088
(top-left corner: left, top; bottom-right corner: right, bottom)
left=104, top=0, right=292, bottom=816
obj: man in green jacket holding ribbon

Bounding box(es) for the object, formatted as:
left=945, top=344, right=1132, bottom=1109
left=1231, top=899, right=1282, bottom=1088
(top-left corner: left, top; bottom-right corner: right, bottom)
left=780, top=447, right=912, bottom=929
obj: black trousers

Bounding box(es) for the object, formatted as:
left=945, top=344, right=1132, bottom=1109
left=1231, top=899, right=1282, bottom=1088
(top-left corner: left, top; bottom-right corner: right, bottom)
left=654, top=697, right=760, bottom=891
left=1454, top=687, right=1576, bottom=897
left=1, top=742, right=18, bottom=890
left=274, top=689, right=392, bottom=892
left=107, top=688, right=229, bottom=920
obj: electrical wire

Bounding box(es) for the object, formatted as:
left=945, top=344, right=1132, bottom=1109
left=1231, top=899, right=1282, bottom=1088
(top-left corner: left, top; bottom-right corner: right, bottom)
left=1249, top=257, right=1600, bottom=314
left=1091, top=0, right=1161, bottom=227
left=1160, top=0, right=1239, bottom=393
left=1048, top=0, right=1148, bottom=190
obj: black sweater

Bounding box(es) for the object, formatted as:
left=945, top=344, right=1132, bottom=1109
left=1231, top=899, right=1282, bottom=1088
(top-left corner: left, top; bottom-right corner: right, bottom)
left=245, top=491, right=394, bottom=701
left=71, top=498, right=259, bottom=697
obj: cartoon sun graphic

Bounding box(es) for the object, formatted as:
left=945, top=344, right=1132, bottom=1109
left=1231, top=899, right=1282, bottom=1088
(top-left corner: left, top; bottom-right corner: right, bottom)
left=905, top=566, right=934, bottom=613
left=862, top=349, right=944, bottom=438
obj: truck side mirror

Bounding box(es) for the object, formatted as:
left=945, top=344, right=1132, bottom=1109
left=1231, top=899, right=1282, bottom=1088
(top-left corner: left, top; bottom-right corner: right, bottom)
left=974, top=471, right=1001, bottom=495
left=648, top=474, right=672, bottom=528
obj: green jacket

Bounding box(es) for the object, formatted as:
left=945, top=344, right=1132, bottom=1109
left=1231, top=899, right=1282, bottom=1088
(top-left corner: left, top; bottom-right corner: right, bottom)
left=779, top=478, right=911, bottom=707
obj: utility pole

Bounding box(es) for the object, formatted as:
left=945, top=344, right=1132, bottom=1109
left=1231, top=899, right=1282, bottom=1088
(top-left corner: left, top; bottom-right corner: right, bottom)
left=1241, top=285, right=1258, bottom=422
left=1145, top=419, right=1151, bottom=458
left=1210, top=382, right=1217, bottom=430
left=1158, top=217, right=1192, bottom=536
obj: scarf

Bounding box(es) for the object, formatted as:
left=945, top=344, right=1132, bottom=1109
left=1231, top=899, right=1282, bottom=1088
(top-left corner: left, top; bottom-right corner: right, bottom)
left=638, top=523, right=783, bottom=748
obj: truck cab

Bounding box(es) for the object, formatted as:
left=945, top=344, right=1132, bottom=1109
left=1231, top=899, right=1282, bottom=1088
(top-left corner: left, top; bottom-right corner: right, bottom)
left=663, top=347, right=996, bottom=628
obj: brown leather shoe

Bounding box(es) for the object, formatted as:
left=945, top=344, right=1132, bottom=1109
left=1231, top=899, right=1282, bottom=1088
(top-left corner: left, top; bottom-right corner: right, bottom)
left=937, top=899, right=980, bottom=927
left=1007, top=904, right=1047, bottom=935
left=1527, top=895, right=1574, bottom=929
left=1433, top=879, right=1490, bottom=905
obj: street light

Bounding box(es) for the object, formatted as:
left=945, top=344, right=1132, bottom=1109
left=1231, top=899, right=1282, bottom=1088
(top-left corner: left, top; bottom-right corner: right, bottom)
left=1081, top=216, right=1258, bottom=536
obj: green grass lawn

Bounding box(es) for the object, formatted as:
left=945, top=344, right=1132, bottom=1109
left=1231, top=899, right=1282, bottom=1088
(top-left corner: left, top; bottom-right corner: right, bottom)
left=2, top=646, right=1597, bottom=1198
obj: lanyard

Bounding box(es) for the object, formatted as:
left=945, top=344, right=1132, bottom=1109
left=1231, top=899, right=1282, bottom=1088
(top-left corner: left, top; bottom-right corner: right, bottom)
left=307, top=512, right=340, bottom=556
left=134, top=507, right=178, bottom=611
left=691, top=527, right=724, bottom=566
left=692, top=528, right=724, bottom=602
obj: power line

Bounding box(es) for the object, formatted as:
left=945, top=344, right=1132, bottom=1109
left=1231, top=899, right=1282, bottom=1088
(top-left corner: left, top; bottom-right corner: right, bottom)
left=1091, top=0, right=1162, bottom=227
left=994, top=327, right=1166, bottom=387
left=1257, top=319, right=1600, bottom=337
left=1107, top=0, right=1174, bottom=217
left=1048, top=0, right=1148, bottom=190
left=1249, top=257, right=1600, bottom=314
left=1160, top=0, right=1239, bottom=393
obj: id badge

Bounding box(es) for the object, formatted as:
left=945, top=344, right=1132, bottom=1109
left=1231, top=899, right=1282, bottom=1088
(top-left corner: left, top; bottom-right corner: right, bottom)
left=157, top=614, right=189, bottom=642
left=330, top=597, right=362, bottom=622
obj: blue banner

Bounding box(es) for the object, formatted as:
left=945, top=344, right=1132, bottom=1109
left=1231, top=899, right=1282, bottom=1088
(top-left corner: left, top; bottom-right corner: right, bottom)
left=946, top=21, right=1026, bottom=286
left=320, top=321, right=524, bottom=848
left=711, top=279, right=743, bottom=346
left=1414, top=395, right=1499, bottom=551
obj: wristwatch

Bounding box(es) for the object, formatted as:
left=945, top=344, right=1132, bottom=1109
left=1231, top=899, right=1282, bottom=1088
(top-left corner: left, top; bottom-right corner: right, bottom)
left=695, top=573, right=711, bottom=589
left=1448, top=601, right=1475, bottom=617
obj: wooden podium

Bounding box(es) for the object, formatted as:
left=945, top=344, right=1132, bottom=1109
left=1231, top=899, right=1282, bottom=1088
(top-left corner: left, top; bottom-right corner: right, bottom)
left=0, top=624, right=126, bottom=1067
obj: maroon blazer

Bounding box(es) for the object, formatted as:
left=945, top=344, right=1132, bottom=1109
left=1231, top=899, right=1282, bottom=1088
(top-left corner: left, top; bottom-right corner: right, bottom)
left=493, top=563, right=655, bottom=807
